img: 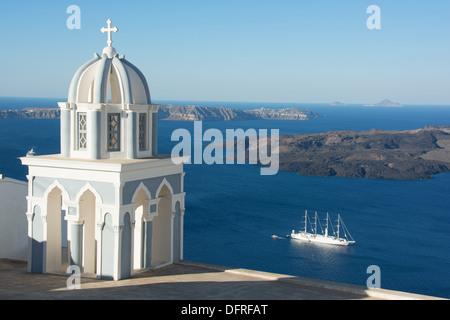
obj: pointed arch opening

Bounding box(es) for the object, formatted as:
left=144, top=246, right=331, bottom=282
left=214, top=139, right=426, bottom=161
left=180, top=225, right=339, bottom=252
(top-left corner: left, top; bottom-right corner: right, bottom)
left=173, top=201, right=182, bottom=263
left=101, top=213, right=114, bottom=280
left=45, top=186, right=68, bottom=273
left=31, top=205, right=44, bottom=274
left=133, top=188, right=150, bottom=270
left=121, top=212, right=132, bottom=279
left=152, top=184, right=173, bottom=267
left=78, top=189, right=97, bottom=275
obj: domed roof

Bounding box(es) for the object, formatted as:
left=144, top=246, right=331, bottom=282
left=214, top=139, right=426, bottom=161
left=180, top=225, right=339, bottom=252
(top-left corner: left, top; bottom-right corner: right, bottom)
left=68, top=20, right=151, bottom=105
left=68, top=51, right=151, bottom=105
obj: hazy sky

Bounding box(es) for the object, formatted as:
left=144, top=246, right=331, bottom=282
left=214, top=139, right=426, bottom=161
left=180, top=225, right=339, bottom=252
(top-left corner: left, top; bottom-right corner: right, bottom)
left=0, top=0, right=449, bottom=105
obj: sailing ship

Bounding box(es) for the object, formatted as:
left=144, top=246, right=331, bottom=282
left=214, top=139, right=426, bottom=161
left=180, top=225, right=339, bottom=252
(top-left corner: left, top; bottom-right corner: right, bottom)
left=291, top=210, right=356, bottom=246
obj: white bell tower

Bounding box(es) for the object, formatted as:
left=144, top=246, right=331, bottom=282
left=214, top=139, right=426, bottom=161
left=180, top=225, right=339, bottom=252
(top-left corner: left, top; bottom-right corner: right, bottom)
left=21, top=20, right=187, bottom=281
left=59, top=19, right=158, bottom=161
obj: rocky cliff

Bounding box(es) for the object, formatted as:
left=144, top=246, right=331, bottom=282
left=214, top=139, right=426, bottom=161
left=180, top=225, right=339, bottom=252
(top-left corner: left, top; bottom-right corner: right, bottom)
left=0, top=108, right=60, bottom=119
left=0, top=105, right=321, bottom=121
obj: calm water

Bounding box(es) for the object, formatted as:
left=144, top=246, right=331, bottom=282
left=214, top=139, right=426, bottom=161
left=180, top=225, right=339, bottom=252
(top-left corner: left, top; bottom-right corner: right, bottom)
left=1, top=97, right=450, bottom=298
left=0, top=97, right=64, bottom=110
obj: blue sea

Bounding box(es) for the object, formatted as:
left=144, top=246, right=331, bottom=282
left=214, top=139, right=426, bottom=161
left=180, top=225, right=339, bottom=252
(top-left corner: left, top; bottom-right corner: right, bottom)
left=1, top=97, right=450, bottom=299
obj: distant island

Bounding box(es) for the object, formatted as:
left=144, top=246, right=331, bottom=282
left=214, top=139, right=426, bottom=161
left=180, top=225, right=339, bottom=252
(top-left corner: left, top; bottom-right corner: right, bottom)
left=250, top=125, right=450, bottom=180
left=363, top=99, right=403, bottom=107
left=0, top=108, right=60, bottom=119
left=330, top=99, right=403, bottom=107
left=330, top=101, right=348, bottom=106
left=158, top=105, right=321, bottom=121
left=0, top=105, right=321, bottom=122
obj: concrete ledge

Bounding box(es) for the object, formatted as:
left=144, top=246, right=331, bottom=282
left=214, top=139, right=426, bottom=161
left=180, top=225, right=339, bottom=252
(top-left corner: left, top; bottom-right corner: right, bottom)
left=178, top=260, right=445, bottom=300
left=0, top=259, right=445, bottom=300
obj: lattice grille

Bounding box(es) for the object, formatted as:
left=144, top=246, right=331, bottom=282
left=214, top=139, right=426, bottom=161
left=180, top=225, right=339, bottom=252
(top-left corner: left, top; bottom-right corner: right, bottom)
left=78, top=113, right=87, bottom=150
left=139, top=113, right=147, bottom=151
left=108, top=113, right=120, bottom=151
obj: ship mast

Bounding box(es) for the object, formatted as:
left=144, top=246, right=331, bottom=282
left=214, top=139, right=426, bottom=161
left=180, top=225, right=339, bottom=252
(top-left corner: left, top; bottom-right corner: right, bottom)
left=337, top=214, right=341, bottom=239
left=304, top=210, right=308, bottom=233
left=314, top=211, right=318, bottom=236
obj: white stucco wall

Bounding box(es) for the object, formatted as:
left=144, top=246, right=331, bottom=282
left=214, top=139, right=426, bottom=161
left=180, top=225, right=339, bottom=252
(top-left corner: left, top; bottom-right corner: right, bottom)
left=0, top=175, right=28, bottom=260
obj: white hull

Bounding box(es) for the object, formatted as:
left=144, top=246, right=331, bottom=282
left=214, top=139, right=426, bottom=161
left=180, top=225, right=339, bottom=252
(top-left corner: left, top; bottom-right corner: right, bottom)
left=291, top=231, right=355, bottom=246
left=291, top=211, right=356, bottom=247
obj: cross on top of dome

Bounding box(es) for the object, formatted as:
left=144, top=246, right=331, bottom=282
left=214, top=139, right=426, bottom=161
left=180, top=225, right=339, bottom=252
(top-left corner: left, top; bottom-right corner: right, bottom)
left=101, top=19, right=118, bottom=47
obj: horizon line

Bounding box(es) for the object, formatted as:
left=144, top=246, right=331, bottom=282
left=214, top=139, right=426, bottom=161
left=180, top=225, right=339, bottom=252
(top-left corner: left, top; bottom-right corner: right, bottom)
left=1, top=96, right=450, bottom=107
